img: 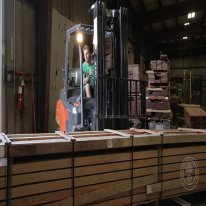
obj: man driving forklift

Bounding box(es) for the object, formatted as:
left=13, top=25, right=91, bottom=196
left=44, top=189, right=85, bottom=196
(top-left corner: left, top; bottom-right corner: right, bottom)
left=82, top=45, right=95, bottom=98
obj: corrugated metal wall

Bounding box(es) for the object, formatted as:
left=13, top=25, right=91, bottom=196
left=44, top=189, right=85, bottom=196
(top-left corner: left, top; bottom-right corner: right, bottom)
left=48, top=0, right=94, bottom=132
left=5, top=0, right=37, bottom=133
left=52, top=0, right=94, bottom=24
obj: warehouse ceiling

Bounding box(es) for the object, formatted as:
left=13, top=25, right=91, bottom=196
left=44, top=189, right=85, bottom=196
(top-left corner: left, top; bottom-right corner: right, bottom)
left=127, top=0, right=206, bottom=57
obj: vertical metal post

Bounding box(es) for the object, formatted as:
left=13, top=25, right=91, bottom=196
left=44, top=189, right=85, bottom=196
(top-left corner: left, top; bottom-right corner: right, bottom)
left=0, top=0, right=5, bottom=132
left=78, top=45, right=84, bottom=127
left=141, top=81, right=146, bottom=128
left=93, top=0, right=105, bottom=130
left=64, top=33, right=70, bottom=101
left=13, top=0, right=16, bottom=133
left=119, top=7, right=128, bottom=127
left=6, top=140, right=12, bottom=206
left=189, top=70, right=192, bottom=104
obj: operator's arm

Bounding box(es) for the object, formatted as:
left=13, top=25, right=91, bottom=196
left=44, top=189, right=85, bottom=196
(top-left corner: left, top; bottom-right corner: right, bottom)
left=83, top=74, right=90, bottom=85
left=83, top=69, right=92, bottom=86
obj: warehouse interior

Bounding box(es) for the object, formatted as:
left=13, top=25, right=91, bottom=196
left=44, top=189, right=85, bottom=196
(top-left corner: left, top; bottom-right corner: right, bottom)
left=1, top=0, right=206, bottom=133
left=1, top=0, right=206, bottom=205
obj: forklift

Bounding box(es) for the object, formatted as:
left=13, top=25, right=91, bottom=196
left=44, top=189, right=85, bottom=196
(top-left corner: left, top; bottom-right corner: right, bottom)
left=56, top=0, right=146, bottom=132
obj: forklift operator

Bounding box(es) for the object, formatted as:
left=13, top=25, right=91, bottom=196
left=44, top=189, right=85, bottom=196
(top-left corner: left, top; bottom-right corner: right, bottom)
left=82, top=45, right=95, bottom=98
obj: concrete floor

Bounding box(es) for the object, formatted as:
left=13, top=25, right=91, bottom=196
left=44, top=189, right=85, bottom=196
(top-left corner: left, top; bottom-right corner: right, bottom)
left=143, top=191, right=206, bottom=206
left=159, top=191, right=206, bottom=206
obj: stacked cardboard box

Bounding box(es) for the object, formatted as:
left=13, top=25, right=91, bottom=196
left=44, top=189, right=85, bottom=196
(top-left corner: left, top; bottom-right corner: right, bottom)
left=146, top=54, right=171, bottom=130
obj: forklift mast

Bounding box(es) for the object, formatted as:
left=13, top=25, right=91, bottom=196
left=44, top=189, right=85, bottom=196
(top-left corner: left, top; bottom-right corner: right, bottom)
left=92, top=0, right=131, bottom=130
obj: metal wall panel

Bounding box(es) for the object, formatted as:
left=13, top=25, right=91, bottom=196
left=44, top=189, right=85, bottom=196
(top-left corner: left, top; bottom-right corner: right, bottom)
left=52, top=0, right=93, bottom=24
left=5, top=0, right=37, bottom=133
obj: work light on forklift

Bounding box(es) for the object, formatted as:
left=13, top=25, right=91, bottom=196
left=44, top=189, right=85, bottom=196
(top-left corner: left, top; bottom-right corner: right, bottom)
left=76, top=32, right=83, bottom=44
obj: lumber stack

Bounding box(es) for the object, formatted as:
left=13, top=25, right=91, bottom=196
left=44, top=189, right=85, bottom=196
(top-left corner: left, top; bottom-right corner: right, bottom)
left=146, top=54, right=172, bottom=130
left=128, top=64, right=145, bottom=81
left=1, top=129, right=206, bottom=205
left=184, top=106, right=206, bottom=128
left=128, top=64, right=145, bottom=117
left=146, top=71, right=168, bottom=84
left=128, top=95, right=141, bottom=115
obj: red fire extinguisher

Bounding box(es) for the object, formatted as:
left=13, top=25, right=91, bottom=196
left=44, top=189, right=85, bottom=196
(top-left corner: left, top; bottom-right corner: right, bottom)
left=16, top=78, right=25, bottom=111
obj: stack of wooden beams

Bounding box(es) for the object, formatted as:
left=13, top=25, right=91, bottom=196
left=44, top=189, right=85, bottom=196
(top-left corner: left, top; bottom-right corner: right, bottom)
left=128, top=95, right=141, bottom=116
left=128, top=64, right=145, bottom=117
left=128, top=64, right=145, bottom=81
left=160, top=54, right=169, bottom=62
left=146, top=71, right=168, bottom=85
left=146, top=128, right=206, bottom=200
left=146, top=54, right=171, bottom=130
left=147, top=109, right=172, bottom=121
left=1, top=129, right=206, bottom=206
left=184, top=106, right=206, bottom=128
left=146, top=88, right=169, bottom=97
left=146, top=98, right=170, bottom=110
left=128, top=81, right=141, bottom=93
left=150, top=60, right=169, bottom=71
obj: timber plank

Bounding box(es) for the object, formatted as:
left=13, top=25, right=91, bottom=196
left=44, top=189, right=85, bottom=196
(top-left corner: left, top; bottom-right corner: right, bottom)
left=0, top=189, right=6, bottom=201
left=163, top=133, right=206, bottom=144
left=162, top=167, right=206, bottom=181
left=48, top=174, right=158, bottom=206
left=75, top=170, right=157, bottom=187
left=11, top=179, right=72, bottom=198
left=2, top=169, right=158, bottom=199
left=163, top=153, right=206, bottom=164
left=9, top=136, right=63, bottom=141
left=75, top=179, right=130, bottom=196
left=75, top=163, right=157, bottom=177
left=7, top=133, right=59, bottom=138
left=0, top=177, right=6, bottom=189
left=12, top=168, right=72, bottom=186
left=75, top=149, right=157, bottom=166
left=0, top=166, right=6, bottom=177
left=163, top=145, right=206, bottom=156
left=74, top=137, right=131, bottom=152
left=9, top=142, right=72, bottom=157
left=162, top=182, right=206, bottom=198
left=11, top=189, right=72, bottom=206
left=76, top=187, right=146, bottom=205
left=0, top=202, right=6, bottom=206
left=163, top=159, right=206, bottom=172
left=10, top=150, right=156, bottom=176
left=147, top=174, right=206, bottom=194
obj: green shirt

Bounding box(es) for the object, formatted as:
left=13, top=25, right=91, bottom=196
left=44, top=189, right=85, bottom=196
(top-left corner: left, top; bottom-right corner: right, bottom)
left=82, top=62, right=95, bottom=87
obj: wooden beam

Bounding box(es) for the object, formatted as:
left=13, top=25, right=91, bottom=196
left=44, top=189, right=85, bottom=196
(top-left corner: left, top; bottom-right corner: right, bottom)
left=147, top=175, right=206, bottom=194
left=48, top=174, right=158, bottom=206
